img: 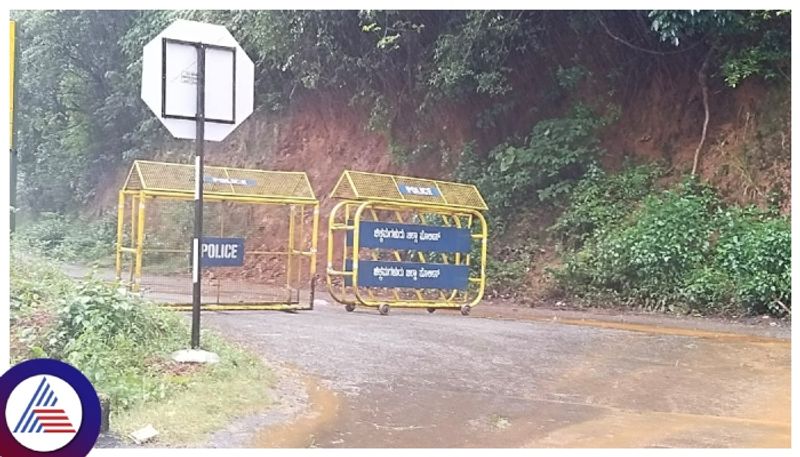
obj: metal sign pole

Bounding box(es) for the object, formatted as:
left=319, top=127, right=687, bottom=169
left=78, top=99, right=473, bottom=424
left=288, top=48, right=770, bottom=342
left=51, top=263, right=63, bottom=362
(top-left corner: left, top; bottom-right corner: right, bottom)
left=191, top=43, right=206, bottom=349
left=142, top=20, right=253, bottom=363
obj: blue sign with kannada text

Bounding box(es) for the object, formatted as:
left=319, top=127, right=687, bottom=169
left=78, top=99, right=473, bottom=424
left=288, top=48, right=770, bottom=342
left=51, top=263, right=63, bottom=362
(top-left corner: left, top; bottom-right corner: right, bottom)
left=348, top=221, right=472, bottom=253
left=347, top=260, right=469, bottom=290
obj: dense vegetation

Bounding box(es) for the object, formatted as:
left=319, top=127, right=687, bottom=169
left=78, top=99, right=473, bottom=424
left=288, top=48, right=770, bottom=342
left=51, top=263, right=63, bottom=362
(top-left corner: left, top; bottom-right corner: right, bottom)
left=13, top=10, right=789, bottom=212
left=458, top=116, right=791, bottom=316
left=553, top=174, right=790, bottom=316
left=10, top=249, right=273, bottom=443
left=13, top=213, right=116, bottom=263
left=11, top=10, right=791, bottom=317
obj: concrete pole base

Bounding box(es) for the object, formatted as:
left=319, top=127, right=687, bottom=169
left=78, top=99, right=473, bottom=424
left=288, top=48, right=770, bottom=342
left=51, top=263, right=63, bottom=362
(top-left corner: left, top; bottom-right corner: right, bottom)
left=171, top=349, right=220, bottom=364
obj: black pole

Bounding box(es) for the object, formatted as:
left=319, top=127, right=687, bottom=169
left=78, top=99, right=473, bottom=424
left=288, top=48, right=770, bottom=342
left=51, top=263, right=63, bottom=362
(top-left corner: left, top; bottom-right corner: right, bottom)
left=191, top=44, right=205, bottom=349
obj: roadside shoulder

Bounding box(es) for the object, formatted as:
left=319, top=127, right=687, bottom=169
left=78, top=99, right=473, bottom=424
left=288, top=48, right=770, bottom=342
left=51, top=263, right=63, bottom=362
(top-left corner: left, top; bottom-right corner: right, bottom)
left=473, top=302, right=791, bottom=341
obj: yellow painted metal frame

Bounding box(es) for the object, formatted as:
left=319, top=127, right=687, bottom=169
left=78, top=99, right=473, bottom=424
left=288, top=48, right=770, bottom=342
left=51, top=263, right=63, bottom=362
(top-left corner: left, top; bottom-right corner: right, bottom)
left=115, top=160, right=319, bottom=311
left=330, top=169, right=488, bottom=211
left=10, top=20, right=16, bottom=139
left=326, top=171, right=488, bottom=314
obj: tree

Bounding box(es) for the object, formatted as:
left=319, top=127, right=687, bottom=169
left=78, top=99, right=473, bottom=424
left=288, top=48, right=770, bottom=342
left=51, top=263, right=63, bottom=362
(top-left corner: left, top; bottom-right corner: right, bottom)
left=14, top=10, right=154, bottom=212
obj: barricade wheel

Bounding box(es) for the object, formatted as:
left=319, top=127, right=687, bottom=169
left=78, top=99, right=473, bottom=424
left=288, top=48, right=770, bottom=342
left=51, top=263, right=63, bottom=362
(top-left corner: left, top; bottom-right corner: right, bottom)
left=345, top=303, right=356, bottom=312
left=379, top=304, right=390, bottom=316
left=460, top=305, right=471, bottom=316
left=427, top=308, right=436, bottom=314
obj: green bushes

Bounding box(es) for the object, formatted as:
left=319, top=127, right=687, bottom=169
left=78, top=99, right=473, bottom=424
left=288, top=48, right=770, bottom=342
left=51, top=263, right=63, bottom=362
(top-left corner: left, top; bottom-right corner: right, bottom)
left=458, top=105, right=607, bottom=232
left=51, top=280, right=189, bottom=409
left=484, top=243, right=537, bottom=296
left=13, top=213, right=116, bottom=262
left=707, top=209, right=791, bottom=315
left=555, top=178, right=791, bottom=316
left=551, top=164, right=661, bottom=248
left=11, top=252, right=187, bottom=410
left=455, top=105, right=610, bottom=292
left=11, top=250, right=275, bottom=444
left=557, top=183, right=719, bottom=304
left=11, top=251, right=74, bottom=312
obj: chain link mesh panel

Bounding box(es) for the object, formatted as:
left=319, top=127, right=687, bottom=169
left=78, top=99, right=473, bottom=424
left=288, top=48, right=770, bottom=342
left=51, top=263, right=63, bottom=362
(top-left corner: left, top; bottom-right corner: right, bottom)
left=136, top=198, right=315, bottom=306
left=117, top=161, right=318, bottom=310
left=125, top=160, right=316, bottom=202
left=330, top=170, right=488, bottom=211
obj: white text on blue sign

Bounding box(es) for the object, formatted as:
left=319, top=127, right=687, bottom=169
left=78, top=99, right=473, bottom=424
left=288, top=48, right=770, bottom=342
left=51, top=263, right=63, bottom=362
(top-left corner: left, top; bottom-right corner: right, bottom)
left=371, top=265, right=442, bottom=281
left=202, top=243, right=239, bottom=259
left=197, top=237, right=245, bottom=267
left=351, top=260, right=470, bottom=290
left=398, top=184, right=441, bottom=197
left=354, top=221, right=471, bottom=253
left=204, top=176, right=256, bottom=187
left=372, top=227, right=442, bottom=244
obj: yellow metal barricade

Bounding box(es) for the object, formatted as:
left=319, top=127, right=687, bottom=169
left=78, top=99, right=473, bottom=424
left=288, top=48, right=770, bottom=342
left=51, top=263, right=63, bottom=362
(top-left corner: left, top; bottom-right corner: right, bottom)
left=326, top=170, right=488, bottom=315
left=116, top=160, right=319, bottom=311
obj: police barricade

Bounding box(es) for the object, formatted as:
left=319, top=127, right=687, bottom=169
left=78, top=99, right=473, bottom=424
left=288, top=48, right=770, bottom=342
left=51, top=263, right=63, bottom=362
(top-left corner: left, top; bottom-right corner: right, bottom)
left=326, top=170, right=488, bottom=315
left=116, top=160, right=319, bottom=311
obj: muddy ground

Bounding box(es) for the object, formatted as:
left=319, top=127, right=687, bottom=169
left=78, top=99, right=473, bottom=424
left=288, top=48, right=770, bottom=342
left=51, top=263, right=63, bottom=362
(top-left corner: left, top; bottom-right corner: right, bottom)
left=60, top=264, right=790, bottom=448
left=202, top=296, right=791, bottom=448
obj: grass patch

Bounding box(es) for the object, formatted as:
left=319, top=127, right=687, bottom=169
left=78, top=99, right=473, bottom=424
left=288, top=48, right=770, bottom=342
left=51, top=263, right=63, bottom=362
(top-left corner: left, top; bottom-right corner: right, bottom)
left=112, top=333, right=274, bottom=446
left=11, top=247, right=275, bottom=446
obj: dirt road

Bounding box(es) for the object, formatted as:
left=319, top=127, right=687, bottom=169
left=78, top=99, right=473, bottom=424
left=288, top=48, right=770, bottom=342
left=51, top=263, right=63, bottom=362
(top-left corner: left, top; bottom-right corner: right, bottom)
left=203, top=299, right=791, bottom=448
left=60, top=262, right=789, bottom=447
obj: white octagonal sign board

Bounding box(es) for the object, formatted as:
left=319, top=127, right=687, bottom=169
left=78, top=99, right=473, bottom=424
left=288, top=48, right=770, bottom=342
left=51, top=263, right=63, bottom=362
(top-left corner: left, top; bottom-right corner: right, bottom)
left=141, top=19, right=254, bottom=141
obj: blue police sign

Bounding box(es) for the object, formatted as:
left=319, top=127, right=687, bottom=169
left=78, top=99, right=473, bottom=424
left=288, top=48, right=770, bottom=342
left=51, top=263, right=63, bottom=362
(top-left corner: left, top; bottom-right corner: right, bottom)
left=348, top=260, right=470, bottom=290
left=350, top=221, right=472, bottom=253
left=204, top=175, right=256, bottom=187
left=195, top=237, right=244, bottom=267
left=397, top=184, right=441, bottom=197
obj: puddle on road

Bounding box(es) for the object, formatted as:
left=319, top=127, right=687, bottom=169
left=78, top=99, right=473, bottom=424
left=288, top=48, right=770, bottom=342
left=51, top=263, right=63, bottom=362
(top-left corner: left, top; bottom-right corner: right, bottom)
left=556, top=318, right=790, bottom=346
left=524, top=378, right=791, bottom=449
left=250, top=376, right=340, bottom=448
left=230, top=312, right=790, bottom=448
left=526, top=405, right=790, bottom=448
left=524, top=326, right=791, bottom=448
left=481, top=314, right=790, bottom=347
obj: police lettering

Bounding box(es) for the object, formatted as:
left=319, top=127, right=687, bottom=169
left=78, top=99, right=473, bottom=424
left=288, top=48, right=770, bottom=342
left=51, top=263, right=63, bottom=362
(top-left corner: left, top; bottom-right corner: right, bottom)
left=204, top=176, right=256, bottom=187
left=403, top=185, right=435, bottom=196
left=202, top=243, right=239, bottom=259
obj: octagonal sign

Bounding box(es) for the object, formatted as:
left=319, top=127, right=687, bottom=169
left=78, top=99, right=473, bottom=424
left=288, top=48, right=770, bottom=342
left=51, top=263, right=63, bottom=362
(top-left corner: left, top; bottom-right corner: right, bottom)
left=141, top=19, right=254, bottom=141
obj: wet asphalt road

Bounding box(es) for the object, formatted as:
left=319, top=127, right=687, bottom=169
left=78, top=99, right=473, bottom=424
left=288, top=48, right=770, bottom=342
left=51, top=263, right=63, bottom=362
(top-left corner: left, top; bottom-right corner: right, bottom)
left=203, top=300, right=791, bottom=448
